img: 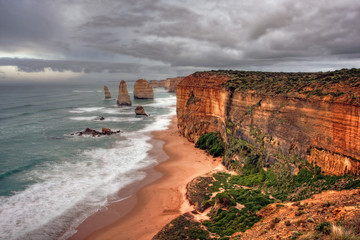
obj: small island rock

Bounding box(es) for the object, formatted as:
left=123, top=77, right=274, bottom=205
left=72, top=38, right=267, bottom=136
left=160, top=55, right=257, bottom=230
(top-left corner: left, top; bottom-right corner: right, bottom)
left=134, top=79, right=154, bottom=99
left=104, top=86, right=112, bottom=99
left=117, top=80, right=132, bottom=106
left=135, top=106, right=148, bottom=116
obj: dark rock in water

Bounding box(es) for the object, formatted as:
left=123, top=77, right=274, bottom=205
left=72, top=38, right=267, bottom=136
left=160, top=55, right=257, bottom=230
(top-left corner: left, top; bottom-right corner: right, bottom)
left=99, top=117, right=105, bottom=120
left=104, top=86, right=112, bottom=99
left=135, top=106, right=148, bottom=116
left=75, top=128, right=120, bottom=137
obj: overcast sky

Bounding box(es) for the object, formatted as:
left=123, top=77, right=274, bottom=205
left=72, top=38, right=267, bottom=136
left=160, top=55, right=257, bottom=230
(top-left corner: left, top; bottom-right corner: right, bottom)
left=0, top=0, right=360, bottom=81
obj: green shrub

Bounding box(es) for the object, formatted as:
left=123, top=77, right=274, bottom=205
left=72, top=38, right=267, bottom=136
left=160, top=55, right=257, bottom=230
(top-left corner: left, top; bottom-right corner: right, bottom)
left=315, top=221, right=331, bottom=234
left=195, top=132, right=225, bottom=157
left=295, top=168, right=313, bottom=184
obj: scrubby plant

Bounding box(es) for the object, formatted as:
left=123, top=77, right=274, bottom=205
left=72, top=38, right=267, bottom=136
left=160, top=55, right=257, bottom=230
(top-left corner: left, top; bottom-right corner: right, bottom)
left=195, top=132, right=225, bottom=157
left=315, top=221, right=331, bottom=234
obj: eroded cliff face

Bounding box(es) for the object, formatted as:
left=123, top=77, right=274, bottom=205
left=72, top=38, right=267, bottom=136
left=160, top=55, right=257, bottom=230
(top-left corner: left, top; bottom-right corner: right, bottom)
left=167, top=77, right=185, bottom=92
left=177, top=71, right=360, bottom=175
left=177, top=72, right=231, bottom=142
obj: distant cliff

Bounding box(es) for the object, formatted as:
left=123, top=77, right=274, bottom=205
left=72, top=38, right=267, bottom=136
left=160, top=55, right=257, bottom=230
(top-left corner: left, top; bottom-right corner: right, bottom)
left=177, top=69, right=360, bottom=175
left=149, top=77, right=185, bottom=92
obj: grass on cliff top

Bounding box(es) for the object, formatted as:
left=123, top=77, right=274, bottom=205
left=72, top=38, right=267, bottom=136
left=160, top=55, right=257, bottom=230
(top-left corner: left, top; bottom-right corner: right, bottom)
left=207, top=68, right=360, bottom=104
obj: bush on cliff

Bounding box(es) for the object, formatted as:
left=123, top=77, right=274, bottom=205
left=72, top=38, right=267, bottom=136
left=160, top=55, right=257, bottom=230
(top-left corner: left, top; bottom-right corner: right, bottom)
left=196, top=132, right=225, bottom=157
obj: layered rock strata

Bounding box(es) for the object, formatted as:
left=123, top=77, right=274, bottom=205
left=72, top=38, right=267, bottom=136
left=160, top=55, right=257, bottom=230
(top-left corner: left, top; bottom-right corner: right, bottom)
left=117, top=80, right=132, bottom=106
left=134, top=79, right=154, bottom=99
left=177, top=70, right=360, bottom=175
left=104, top=86, right=111, bottom=99
left=166, top=77, right=185, bottom=92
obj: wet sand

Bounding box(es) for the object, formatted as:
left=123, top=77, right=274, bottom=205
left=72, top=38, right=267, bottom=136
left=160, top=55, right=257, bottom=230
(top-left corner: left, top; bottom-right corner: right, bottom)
left=70, top=116, right=223, bottom=240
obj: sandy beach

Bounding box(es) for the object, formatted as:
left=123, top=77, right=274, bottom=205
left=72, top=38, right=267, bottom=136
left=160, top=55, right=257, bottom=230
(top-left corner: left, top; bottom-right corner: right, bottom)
left=70, top=116, right=223, bottom=240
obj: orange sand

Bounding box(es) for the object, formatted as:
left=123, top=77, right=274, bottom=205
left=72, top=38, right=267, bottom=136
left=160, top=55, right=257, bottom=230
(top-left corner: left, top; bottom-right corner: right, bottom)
left=71, top=116, right=223, bottom=240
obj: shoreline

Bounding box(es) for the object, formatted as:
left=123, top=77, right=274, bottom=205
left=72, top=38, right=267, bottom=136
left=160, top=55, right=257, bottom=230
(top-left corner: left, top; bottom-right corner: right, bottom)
left=70, top=116, right=224, bottom=240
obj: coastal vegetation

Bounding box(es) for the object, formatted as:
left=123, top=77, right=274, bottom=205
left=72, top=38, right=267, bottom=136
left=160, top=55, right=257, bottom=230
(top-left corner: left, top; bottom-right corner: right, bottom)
left=156, top=127, right=360, bottom=239
left=216, top=68, right=360, bottom=105
left=158, top=69, right=360, bottom=239
left=195, top=132, right=225, bottom=157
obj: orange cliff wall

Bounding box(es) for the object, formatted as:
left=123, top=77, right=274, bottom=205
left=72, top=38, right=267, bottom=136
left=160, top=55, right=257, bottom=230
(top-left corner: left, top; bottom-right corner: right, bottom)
left=177, top=72, right=231, bottom=142
left=176, top=72, right=360, bottom=175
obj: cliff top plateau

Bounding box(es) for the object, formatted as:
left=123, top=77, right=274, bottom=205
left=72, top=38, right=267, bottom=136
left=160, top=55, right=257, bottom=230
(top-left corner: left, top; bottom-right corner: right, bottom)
left=180, top=69, right=360, bottom=105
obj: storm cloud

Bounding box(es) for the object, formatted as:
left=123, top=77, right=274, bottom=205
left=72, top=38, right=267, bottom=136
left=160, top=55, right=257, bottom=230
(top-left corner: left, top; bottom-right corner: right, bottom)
left=0, top=0, right=359, bottom=80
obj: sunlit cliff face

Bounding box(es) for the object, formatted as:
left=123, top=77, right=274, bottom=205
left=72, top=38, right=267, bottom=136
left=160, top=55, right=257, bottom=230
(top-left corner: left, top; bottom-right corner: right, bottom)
left=177, top=71, right=360, bottom=176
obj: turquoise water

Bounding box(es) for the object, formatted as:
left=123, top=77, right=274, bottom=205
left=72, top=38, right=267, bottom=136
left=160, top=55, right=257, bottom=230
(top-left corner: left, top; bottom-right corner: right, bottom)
left=0, top=81, right=176, bottom=239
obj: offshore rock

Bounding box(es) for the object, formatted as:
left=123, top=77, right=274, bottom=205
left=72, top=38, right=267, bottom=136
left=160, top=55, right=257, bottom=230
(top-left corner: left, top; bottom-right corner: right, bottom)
left=104, top=86, right=111, bottom=99
left=134, top=79, right=154, bottom=99
left=117, top=80, right=132, bottom=106
left=74, top=128, right=120, bottom=137
left=135, top=106, right=148, bottom=116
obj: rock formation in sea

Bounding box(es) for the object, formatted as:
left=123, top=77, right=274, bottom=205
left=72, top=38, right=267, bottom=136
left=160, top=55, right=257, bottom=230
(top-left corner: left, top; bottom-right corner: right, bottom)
left=134, top=79, right=154, bottom=99
left=135, top=106, right=148, bottom=116
left=117, top=80, right=132, bottom=106
left=104, top=86, right=111, bottom=99
left=73, top=128, right=121, bottom=137
left=177, top=69, right=360, bottom=176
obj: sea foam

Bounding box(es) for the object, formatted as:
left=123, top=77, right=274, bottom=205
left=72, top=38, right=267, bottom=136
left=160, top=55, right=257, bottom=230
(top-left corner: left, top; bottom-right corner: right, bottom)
left=0, top=134, right=154, bottom=240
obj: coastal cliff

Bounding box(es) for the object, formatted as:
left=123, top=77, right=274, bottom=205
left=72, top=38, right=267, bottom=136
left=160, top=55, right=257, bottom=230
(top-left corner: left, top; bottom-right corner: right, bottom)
left=167, top=77, right=185, bottom=92
left=177, top=69, right=360, bottom=175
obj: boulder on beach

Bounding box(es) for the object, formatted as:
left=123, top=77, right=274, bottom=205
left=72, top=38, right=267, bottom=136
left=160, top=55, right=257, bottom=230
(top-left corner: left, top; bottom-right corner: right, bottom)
left=135, top=106, right=148, bottom=116
left=134, top=79, right=154, bottom=99
left=104, top=86, right=112, bottom=99
left=117, top=80, right=132, bottom=106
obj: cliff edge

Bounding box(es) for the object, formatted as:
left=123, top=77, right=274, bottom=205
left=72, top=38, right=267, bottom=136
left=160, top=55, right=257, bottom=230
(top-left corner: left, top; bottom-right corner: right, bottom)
left=177, top=69, right=360, bottom=175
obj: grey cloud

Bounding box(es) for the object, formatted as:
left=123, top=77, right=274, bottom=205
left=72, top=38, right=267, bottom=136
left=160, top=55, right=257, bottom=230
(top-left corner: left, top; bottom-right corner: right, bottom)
left=0, top=0, right=359, bottom=79
left=0, top=0, right=64, bottom=52
left=0, top=58, right=140, bottom=73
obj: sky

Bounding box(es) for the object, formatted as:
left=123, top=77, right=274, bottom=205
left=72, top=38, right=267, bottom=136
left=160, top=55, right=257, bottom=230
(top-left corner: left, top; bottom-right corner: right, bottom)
left=0, top=0, right=360, bottom=82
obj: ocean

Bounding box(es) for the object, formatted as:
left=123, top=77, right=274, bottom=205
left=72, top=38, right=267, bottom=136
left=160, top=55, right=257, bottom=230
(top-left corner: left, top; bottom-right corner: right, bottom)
left=0, top=80, right=176, bottom=239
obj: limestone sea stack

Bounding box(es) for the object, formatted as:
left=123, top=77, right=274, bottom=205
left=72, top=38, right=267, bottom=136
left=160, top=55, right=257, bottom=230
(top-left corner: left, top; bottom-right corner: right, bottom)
left=104, top=86, right=112, bottom=99
left=134, top=79, right=154, bottom=99
left=117, top=80, right=132, bottom=106
left=135, top=106, right=148, bottom=116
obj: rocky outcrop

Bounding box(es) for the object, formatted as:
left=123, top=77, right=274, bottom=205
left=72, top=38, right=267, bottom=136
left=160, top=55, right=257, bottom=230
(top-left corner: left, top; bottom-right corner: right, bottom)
left=241, top=189, right=360, bottom=239
left=149, top=80, right=160, bottom=88
left=117, top=80, right=132, bottom=106
left=177, top=70, right=360, bottom=175
left=104, top=86, right=111, bottom=99
left=73, top=128, right=121, bottom=137
left=134, top=79, right=154, bottom=99
left=135, top=106, right=148, bottom=116
left=167, top=77, right=185, bottom=92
